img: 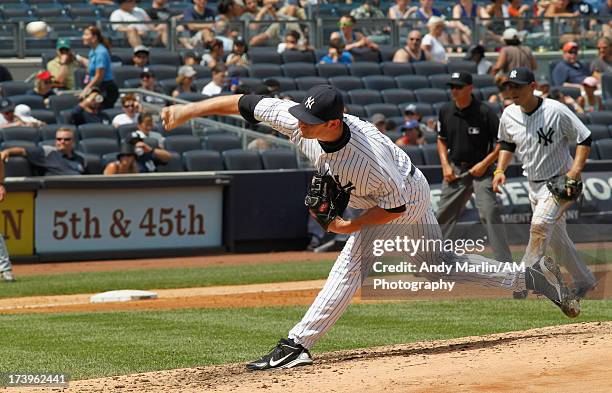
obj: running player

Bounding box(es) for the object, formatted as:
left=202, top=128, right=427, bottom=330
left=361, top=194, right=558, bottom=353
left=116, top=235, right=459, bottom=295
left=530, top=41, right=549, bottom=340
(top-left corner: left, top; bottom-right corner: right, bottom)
left=161, top=85, right=579, bottom=371
left=493, top=67, right=597, bottom=299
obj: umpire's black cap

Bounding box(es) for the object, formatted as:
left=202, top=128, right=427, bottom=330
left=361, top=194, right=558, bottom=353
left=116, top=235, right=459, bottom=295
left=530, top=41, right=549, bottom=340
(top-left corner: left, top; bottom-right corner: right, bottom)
left=502, top=67, right=536, bottom=87
left=447, top=72, right=473, bottom=87
left=288, top=85, right=344, bottom=125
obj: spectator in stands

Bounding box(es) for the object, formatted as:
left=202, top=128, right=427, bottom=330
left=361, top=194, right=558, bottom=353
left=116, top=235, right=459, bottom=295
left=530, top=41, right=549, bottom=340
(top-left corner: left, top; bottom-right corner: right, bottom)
left=576, top=76, right=602, bottom=112
left=388, top=0, right=418, bottom=19
left=132, top=46, right=150, bottom=68
left=591, top=37, right=612, bottom=76
left=277, top=30, right=300, bottom=54
left=552, top=41, right=590, bottom=88
left=182, top=51, right=199, bottom=65
left=47, top=38, right=81, bottom=91
left=396, top=120, right=425, bottom=146
left=112, top=94, right=142, bottom=128
left=393, top=30, right=429, bottom=63
left=0, top=65, right=12, bottom=83
left=127, top=131, right=172, bottom=172
left=14, top=105, right=45, bottom=128
left=202, top=64, right=226, bottom=96
left=200, top=39, right=225, bottom=68
left=180, top=0, right=216, bottom=49
left=0, top=128, right=85, bottom=176
left=226, top=38, right=250, bottom=67
left=451, top=0, right=489, bottom=49
left=138, top=68, right=165, bottom=105
left=111, top=0, right=168, bottom=48
left=549, top=88, right=583, bottom=113
left=217, top=0, right=245, bottom=22
left=241, top=0, right=274, bottom=37
left=534, top=77, right=551, bottom=98
left=26, top=71, right=55, bottom=104
left=247, top=138, right=270, bottom=151
left=104, top=143, right=139, bottom=175
left=172, top=65, right=197, bottom=98
left=403, top=103, right=437, bottom=134
left=599, top=0, right=612, bottom=36
left=0, top=99, right=21, bottom=128
left=69, top=87, right=110, bottom=126
left=319, top=38, right=353, bottom=64
left=147, top=0, right=171, bottom=22
left=465, top=45, right=492, bottom=75
left=350, top=0, right=388, bottom=42
left=371, top=114, right=387, bottom=133
left=81, top=26, right=119, bottom=109
left=134, top=112, right=165, bottom=147
left=422, top=16, right=448, bottom=63
left=488, top=75, right=514, bottom=107
left=489, top=28, right=536, bottom=76
left=415, top=0, right=444, bottom=23
left=91, top=0, right=114, bottom=5
left=249, top=7, right=304, bottom=47
left=330, top=14, right=379, bottom=52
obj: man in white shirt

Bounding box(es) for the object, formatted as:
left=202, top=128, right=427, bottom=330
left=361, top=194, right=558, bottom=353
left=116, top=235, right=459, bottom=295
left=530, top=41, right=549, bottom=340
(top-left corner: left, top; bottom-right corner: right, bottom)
left=201, top=64, right=226, bottom=97
left=110, top=0, right=166, bottom=48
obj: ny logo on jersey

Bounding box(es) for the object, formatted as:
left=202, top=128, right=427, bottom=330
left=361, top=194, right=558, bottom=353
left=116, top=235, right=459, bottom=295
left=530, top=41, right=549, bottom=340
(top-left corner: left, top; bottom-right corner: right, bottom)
left=334, top=175, right=356, bottom=195
left=537, top=127, right=555, bottom=146
left=305, top=96, right=315, bottom=109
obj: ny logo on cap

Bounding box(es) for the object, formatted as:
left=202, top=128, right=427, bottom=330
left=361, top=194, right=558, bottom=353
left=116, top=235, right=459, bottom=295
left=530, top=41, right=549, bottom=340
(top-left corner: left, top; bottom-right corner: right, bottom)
left=305, top=96, right=315, bottom=110
left=510, top=70, right=517, bottom=79
left=451, top=72, right=459, bottom=79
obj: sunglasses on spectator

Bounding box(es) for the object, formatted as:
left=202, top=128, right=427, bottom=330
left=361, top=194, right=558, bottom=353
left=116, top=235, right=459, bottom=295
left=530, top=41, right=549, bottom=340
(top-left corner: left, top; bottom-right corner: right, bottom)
left=568, top=50, right=578, bottom=54
left=124, top=103, right=136, bottom=108
left=56, top=137, right=72, bottom=142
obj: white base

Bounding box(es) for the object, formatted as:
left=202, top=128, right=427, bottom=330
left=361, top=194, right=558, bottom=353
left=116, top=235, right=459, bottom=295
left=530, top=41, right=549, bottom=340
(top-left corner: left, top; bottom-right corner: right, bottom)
left=90, top=290, right=158, bottom=303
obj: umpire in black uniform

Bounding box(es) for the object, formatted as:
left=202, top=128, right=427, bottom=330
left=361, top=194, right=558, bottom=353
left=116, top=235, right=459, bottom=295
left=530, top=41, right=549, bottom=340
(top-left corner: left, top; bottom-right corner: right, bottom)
left=436, top=72, right=514, bottom=275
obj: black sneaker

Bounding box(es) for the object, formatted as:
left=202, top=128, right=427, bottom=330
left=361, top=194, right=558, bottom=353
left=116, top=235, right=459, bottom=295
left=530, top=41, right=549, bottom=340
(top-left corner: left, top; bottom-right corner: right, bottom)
left=246, top=338, right=313, bottom=371
left=526, top=256, right=580, bottom=318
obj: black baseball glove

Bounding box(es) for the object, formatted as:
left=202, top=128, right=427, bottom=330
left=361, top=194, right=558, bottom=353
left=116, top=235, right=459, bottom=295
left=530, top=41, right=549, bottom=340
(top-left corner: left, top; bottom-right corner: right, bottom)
left=546, top=175, right=583, bottom=202
left=305, top=171, right=351, bottom=231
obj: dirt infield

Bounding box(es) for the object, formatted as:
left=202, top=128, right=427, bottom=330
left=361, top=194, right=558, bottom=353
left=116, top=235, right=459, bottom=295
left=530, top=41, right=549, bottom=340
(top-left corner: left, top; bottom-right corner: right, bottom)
left=22, top=321, right=612, bottom=393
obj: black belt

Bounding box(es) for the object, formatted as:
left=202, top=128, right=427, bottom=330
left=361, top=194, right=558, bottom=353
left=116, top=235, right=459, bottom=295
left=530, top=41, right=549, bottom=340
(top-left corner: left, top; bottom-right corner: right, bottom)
left=532, top=179, right=547, bottom=183
left=410, top=164, right=416, bottom=177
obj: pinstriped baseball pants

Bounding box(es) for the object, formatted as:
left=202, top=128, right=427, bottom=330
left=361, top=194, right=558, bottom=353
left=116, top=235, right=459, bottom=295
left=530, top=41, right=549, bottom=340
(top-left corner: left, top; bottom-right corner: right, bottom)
left=522, top=181, right=595, bottom=287
left=289, top=169, right=526, bottom=350
left=0, top=236, right=12, bottom=273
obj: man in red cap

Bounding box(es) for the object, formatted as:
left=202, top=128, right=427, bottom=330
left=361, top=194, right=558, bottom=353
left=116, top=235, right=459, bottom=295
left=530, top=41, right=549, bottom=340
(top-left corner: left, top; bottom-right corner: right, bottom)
left=551, top=42, right=591, bottom=89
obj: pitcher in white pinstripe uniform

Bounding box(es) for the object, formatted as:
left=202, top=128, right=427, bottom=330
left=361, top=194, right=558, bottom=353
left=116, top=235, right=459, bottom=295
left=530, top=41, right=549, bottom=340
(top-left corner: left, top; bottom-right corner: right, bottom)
left=161, top=85, right=580, bottom=371
left=493, top=67, right=597, bottom=299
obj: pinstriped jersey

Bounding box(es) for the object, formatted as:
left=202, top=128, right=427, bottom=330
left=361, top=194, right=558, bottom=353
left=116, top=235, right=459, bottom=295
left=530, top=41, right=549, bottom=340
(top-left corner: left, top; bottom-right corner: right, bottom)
left=498, top=98, right=591, bottom=181
left=253, top=97, right=415, bottom=210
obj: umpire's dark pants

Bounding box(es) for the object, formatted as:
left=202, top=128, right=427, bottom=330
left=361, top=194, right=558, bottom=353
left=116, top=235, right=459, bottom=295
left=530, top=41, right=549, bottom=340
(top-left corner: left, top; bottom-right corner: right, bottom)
left=436, top=163, right=513, bottom=263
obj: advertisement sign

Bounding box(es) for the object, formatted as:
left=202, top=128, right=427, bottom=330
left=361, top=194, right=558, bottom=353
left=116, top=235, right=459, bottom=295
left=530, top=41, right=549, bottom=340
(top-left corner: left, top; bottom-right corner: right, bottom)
left=0, top=192, right=34, bottom=256
left=35, top=187, right=223, bottom=253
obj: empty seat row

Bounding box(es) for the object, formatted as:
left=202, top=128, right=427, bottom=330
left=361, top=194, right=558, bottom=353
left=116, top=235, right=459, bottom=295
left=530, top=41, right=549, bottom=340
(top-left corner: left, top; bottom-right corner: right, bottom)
left=4, top=148, right=299, bottom=177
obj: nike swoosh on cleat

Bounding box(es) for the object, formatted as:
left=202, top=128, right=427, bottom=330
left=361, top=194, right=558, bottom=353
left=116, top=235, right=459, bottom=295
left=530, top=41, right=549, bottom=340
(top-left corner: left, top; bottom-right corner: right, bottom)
left=269, top=353, right=294, bottom=367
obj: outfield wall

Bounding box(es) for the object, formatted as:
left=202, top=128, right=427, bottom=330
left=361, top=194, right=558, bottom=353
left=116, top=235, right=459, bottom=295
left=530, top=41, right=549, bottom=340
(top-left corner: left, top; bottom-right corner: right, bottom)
left=4, top=163, right=612, bottom=262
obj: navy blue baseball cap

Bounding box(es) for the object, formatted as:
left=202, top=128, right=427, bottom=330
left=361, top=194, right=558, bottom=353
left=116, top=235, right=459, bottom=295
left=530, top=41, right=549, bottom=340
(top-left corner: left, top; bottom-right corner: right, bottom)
left=503, top=67, right=536, bottom=86
left=0, top=98, right=14, bottom=113
left=288, top=85, right=344, bottom=125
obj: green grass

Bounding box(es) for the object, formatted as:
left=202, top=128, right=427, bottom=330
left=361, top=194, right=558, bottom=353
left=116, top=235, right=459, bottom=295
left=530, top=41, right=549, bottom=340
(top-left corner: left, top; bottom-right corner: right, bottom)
left=0, top=260, right=335, bottom=299
left=0, top=299, right=611, bottom=379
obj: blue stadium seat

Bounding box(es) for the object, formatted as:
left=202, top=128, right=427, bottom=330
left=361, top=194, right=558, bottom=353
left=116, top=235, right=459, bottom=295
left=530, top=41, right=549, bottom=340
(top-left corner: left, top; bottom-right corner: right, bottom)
left=183, top=149, right=224, bottom=171
left=395, top=75, right=430, bottom=90
left=380, top=62, right=414, bottom=76
left=345, top=104, right=366, bottom=118
left=588, top=125, right=610, bottom=140
left=602, top=72, right=612, bottom=100
left=329, top=76, right=364, bottom=91
left=1, top=140, right=37, bottom=149
left=415, top=88, right=449, bottom=104
left=412, top=61, right=447, bottom=76
left=348, top=89, right=382, bottom=105
left=595, top=138, right=612, bottom=159
left=428, top=74, right=452, bottom=89
left=48, top=94, right=79, bottom=120
left=117, top=124, right=138, bottom=141
left=472, top=74, right=496, bottom=88
left=40, top=124, right=76, bottom=140
left=447, top=60, right=477, bottom=74
left=147, top=65, right=178, bottom=81
left=1, top=127, right=40, bottom=143
left=349, top=62, right=382, bottom=77
left=157, top=152, right=184, bottom=172
left=282, top=62, right=317, bottom=78
left=317, top=63, right=349, bottom=78
left=149, top=51, right=181, bottom=66
left=192, top=65, right=212, bottom=79
left=280, top=90, right=307, bottom=102
left=77, top=138, right=119, bottom=156
left=248, top=63, right=282, bottom=78
left=588, top=111, right=612, bottom=125
left=421, top=144, right=441, bottom=165
left=295, top=76, right=327, bottom=91
left=349, top=48, right=380, bottom=62
left=378, top=46, right=397, bottom=62
left=251, top=51, right=282, bottom=65
left=112, top=66, right=143, bottom=87
left=164, top=135, right=202, bottom=154
left=222, top=149, right=263, bottom=170
left=31, top=109, right=56, bottom=124
left=260, top=149, right=298, bottom=169
left=177, top=93, right=207, bottom=102
left=8, top=94, right=45, bottom=110
left=0, top=81, right=33, bottom=97
left=555, top=86, right=581, bottom=99
left=281, top=50, right=316, bottom=64
left=382, top=89, right=416, bottom=105
left=78, top=124, right=117, bottom=141
left=364, top=103, right=400, bottom=118
left=479, top=86, right=499, bottom=102
left=4, top=156, right=32, bottom=177
left=400, top=145, right=425, bottom=165
left=159, top=79, right=178, bottom=95
left=363, top=75, right=396, bottom=90
left=204, top=134, right=242, bottom=151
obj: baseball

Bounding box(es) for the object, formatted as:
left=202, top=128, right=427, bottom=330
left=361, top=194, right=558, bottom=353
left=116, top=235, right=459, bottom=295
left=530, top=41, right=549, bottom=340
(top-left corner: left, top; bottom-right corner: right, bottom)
left=26, top=21, right=49, bottom=38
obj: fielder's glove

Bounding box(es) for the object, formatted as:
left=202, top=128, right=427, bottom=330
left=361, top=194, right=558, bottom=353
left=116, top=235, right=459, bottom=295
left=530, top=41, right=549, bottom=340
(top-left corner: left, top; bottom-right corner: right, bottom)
left=305, top=171, right=351, bottom=231
left=546, top=175, right=583, bottom=202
